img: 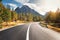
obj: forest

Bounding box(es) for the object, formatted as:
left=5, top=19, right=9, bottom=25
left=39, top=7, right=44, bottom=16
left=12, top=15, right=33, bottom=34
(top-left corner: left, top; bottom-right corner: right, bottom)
left=0, top=1, right=42, bottom=28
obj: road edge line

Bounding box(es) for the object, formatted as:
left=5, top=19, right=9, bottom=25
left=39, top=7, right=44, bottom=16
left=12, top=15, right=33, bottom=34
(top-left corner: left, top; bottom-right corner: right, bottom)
left=26, top=24, right=31, bottom=40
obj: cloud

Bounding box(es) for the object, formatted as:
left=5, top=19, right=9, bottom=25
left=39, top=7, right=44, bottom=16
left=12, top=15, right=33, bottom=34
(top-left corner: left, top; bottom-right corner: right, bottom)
left=31, top=0, right=60, bottom=12
left=24, top=3, right=46, bottom=15
left=7, top=3, right=17, bottom=10
left=39, top=0, right=60, bottom=12
left=28, top=0, right=41, bottom=5
left=24, top=0, right=60, bottom=15
left=9, top=0, right=60, bottom=15
left=8, top=3, right=17, bottom=7
left=2, top=0, right=60, bottom=15
left=15, top=0, right=29, bottom=3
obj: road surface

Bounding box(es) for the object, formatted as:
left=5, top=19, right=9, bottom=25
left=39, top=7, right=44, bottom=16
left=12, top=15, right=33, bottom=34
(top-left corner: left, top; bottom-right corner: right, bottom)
left=0, top=22, right=60, bottom=40
left=29, top=23, right=60, bottom=40
left=0, top=24, right=29, bottom=40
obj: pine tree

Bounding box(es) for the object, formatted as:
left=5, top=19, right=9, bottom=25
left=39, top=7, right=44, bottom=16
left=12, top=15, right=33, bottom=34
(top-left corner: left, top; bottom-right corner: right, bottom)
left=0, top=0, right=2, bottom=2
left=11, top=11, right=18, bottom=22
left=0, top=17, right=3, bottom=28
left=1, top=9, right=11, bottom=23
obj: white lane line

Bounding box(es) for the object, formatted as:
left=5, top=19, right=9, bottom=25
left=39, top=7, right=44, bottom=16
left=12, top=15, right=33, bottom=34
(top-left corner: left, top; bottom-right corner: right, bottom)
left=26, top=24, right=31, bottom=40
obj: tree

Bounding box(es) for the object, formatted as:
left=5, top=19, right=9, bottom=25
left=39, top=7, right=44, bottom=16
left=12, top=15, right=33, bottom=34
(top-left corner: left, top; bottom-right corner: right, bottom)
left=0, top=0, right=2, bottom=2
left=11, top=11, right=18, bottom=22
left=33, top=15, right=42, bottom=22
left=45, top=11, right=54, bottom=23
left=1, top=10, right=11, bottom=22
left=45, top=9, right=60, bottom=27
left=27, top=13, right=33, bottom=21
left=55, top=9, right=60, bottom=23
left=0, top=17, right=3, bottom=28
left=0, top=17, right=3, bottom=23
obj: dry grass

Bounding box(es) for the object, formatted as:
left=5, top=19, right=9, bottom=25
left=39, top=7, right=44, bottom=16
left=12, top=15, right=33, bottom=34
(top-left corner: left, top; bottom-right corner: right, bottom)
left=0, top=20, right=25, bottom=29
left=47, top=25, right=60, bottom=32
left=40, top=21, right=60, bottom=32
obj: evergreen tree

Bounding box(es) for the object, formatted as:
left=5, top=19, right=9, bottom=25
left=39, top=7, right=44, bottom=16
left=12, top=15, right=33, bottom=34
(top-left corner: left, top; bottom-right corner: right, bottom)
left=0, top=17, right=3, bottom=28
left=11, top=11, right=18, bottom=22
left=0, top=0, right=2, bottom=2
left=1, top=9, right=11, bottom=22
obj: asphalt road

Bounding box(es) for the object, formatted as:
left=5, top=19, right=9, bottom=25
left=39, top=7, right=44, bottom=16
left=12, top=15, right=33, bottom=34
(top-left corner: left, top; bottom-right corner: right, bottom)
left=0, top=24, right=29, bottom=40
left=0, top=22, right=60, bottom=40
left=29, top=23, right=60, bottom=40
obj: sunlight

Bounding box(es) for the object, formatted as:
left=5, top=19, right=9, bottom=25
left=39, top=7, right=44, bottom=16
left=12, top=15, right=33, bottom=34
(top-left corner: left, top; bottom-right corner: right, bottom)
left=38, top=0, right=60, bottom=12
left=24, top=0, right=60, bottom=15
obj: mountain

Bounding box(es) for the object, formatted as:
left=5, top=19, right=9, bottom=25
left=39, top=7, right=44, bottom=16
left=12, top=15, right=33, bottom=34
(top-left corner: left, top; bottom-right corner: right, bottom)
left=15, top=5, right=43, bottom=17
left=2, top=0, right=47, bottom=15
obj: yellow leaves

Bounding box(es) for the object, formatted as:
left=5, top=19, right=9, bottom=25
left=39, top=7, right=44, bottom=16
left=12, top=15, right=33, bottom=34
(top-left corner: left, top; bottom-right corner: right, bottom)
left=45, top=8, right=60, bottom=23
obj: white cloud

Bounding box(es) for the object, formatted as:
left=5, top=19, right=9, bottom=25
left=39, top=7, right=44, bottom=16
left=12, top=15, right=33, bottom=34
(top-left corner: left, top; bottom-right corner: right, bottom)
left=16, top=0, right=60, bottom=15
left=33, top=0, right=60, bottom=12
left=7, top=3, right=17, bottom=10
left=24, top=3, right=46, bottom=15
left=8, top=3, right=17, bottom=7
left=3, top=0, right=60, bottom=15
left=29, top=0, right=60, bottom=15
left=15, top=0, right=29, bottom=3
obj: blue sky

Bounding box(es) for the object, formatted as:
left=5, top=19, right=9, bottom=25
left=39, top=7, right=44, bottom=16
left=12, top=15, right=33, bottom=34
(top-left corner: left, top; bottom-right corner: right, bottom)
left=2, top=0, right=42, bottom=7
left=2, top=0, right=22, bottom=7
left=2, top=0, right=60, bottom=15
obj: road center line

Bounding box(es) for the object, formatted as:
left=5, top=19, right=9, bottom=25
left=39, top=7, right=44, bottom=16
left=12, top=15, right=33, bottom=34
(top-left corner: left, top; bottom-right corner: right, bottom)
left=26, top=24, right=31, bottom=40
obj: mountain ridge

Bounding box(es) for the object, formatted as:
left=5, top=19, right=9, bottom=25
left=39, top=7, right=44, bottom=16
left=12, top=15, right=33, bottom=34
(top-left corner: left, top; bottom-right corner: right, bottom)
left=15, top=5, right=43, bottom=17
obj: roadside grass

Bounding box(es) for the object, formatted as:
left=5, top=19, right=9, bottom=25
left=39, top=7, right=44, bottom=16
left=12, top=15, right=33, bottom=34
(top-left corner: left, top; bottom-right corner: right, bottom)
left=0, top=20, right=26, bottom=29
left=40, top=21, right=60, bottom=32
left=47, top=25, right=60, bottom=32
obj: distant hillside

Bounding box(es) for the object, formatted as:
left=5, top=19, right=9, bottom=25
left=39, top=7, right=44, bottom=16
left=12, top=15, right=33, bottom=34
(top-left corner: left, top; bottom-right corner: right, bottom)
left=15, top=5, right=43, bottom=21
left=0, top=2, right=43, bottom=22
left=15, top=5, right=43, bottom=17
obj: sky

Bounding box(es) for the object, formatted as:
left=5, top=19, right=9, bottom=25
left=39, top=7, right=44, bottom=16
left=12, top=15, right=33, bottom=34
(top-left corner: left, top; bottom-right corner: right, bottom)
left=2, top=0, right=60, bottom=15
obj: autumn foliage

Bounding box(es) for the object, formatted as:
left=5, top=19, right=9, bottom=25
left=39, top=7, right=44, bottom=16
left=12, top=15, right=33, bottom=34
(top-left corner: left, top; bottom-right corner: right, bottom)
left=45, top=8, right=60, bottom=28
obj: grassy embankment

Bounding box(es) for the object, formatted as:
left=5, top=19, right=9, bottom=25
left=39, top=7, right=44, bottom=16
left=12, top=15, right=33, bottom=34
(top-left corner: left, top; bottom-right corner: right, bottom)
left=40, top=21, right=60, bottom=32
left=0, top=20, right=25, bottom=29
